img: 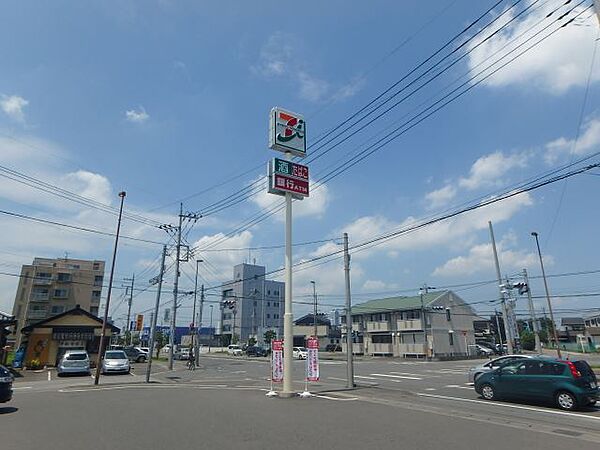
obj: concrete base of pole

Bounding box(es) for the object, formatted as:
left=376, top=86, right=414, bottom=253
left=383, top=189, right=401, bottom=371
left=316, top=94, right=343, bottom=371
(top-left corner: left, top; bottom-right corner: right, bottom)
left=278, top=391, right=297, bottom=398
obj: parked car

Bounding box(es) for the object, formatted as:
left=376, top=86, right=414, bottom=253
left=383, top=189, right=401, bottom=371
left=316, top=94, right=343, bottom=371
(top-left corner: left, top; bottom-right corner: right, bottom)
left=178, top=348, right=191, bottom=360
left=245, top=346, right=268, bottom=357
left=227, top=345, right=243, bottom=356
left=326, top=344, right=342, bottom=352
left=123, top=346, right=147, bottom=363
left=468, top=344, right=494, bottom=357
left=468, top=354, right=534, bottom=383
left=57, top=350, right=91, bottom=376
left=475, top=357, right=599, bottom=411
left=293, top=347, right=308, bottom=359
left=0, top=365, right=14, bottom=403
left=101, top=350, right=131, bottom=375
left=136, top=347, right=150, bottom=355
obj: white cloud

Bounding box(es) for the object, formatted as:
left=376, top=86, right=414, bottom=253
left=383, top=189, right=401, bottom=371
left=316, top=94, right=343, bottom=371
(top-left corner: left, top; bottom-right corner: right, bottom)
left=466, top=2, right=599, bottom=93
left=545, top=117, right=600, bottom=164
left=1, top=95, right=29, bottom=123
left=62, top=171, right=113, bottom=205
left=251, top=32, right=293, bottom=78
left=125, top=106, right=149, bottom=123
left=362, top=279, right=398, bottom=292
left=425, top=184, right=457, bottom=209
left=432, top=235, right=548, bottom=278
left=251, top=178, right=330, bottom=221
left=459, top=151, right=528, bottom=190
left=191, top=231, right=254, bottom=282
left=333, top=77, right=366, bottom=101
left=298, top=71, right=329, bottom=102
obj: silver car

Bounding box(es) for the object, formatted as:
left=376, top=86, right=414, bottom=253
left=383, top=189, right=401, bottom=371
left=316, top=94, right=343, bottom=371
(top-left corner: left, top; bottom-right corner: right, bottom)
left=467, top=354, right=533, bottom=383
left=101, top=350, right=131, bottom=375
left=57, top=350, right=91, bottom=376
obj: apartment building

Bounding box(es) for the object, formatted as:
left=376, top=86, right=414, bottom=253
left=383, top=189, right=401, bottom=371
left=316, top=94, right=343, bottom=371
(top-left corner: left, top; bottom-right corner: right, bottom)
left=11, top=257, right=105, bottom=347
left=220, top=263, right=284, bottom=344
left=349, top=290, right=477, bottom=358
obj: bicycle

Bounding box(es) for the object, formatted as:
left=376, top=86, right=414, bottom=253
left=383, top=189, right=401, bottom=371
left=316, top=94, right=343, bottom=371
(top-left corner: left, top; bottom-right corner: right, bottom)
left=187, top=358, right=196, bottom=371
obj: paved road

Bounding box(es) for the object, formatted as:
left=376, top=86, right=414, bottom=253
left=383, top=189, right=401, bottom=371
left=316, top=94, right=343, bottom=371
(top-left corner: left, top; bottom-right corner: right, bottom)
left=5, top=355, right=600, bottom=447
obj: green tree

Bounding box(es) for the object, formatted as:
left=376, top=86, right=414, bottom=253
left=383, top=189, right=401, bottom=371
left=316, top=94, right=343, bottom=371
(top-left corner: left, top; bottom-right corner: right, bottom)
left=264, top=330, right=276, bottom=345
left=520, top=330, right=535, bottom=351
left=232, top=334, right=239, bottom=344
left=154, top=331, right=167, bottom=358
left=248, top=337, right=257, bottom=347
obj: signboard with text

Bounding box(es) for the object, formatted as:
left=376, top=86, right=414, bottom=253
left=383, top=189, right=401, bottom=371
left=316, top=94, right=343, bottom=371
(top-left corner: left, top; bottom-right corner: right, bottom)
left=267, top=158, right=310, bottom=199
left=306, top=337, right=319, bottom=382
left=269, top=108, right=306, bottom=157
left=271, top=340, right=283, bottom=382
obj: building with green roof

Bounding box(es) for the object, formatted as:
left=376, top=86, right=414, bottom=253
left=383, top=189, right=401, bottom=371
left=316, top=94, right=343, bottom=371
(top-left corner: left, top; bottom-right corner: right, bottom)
left=347, top=290, right=478, bottom=359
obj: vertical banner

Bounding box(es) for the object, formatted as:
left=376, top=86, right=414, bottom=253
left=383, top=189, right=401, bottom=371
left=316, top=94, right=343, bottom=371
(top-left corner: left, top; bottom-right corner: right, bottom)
left=271, top=340, right=283, bottom=382
left=306, top=337, right=319, bottom=382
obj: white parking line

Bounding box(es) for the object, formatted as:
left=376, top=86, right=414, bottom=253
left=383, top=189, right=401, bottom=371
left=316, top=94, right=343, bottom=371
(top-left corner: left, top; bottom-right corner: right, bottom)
left=355, top=375, right=378, bottom=380
left=13, top=386, right=33, bottom=390
left=371, top=373, right=422, bottom=380
left=47, top=371, right=51, bottom=381
left=313, top=394, right=358, bottom=401
left=424, top=388, right=437, bottom=391
left=390, top=371, right=435, bottom=378
left=416, top=393, right=600, bottom=421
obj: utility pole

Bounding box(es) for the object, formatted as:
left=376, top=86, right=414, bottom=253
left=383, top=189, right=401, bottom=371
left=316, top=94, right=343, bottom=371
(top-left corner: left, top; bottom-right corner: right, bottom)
left=94, top=191, right=126, bottom=385
left=488, top=221, right=514, bottom=355
left=192, top=260, right=203, bottom=364
left=310, top=281, right=317, bottom=338
left=124, top=275, right=135, bottom=346
left=522, top=268, right=542, bottom=354
left=420, top=284, right=434, bottom=359
left=146, top=245, right=167, bottom=383
left=531, top=231, right=561, bottom=358
left=494, top=310, right=503, bottom=348
left=197, top=284, right=204, bottom=361
left=209, top=304, right=214, bottom=353
left=343, top=233, right=354, bottom=389
left=165, top=204, right=201, bottom=370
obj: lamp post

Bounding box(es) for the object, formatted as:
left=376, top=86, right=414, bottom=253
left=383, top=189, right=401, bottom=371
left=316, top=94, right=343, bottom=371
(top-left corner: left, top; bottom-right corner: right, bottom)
left=192, top=259, right=203, bottom=362
left=531, top=232, right=561, bottom=358
left=310, top=281, right=318, bottom=339
left=94, top=191, right=126, bottom=385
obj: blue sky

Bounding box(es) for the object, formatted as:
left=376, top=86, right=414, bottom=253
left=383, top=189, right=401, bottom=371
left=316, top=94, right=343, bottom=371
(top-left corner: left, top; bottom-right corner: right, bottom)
left=1, top=1, right=599, bottom=330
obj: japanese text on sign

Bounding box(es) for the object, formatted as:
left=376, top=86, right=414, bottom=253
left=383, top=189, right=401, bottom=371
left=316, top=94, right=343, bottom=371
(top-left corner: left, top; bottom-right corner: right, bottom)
left=306, top=337, right=319, bottom=382
left=271, top=340, right=283, bottom=382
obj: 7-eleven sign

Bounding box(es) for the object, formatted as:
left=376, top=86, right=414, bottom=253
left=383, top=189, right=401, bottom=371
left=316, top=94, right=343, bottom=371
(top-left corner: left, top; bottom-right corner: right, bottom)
left=269, top=107, right=306, bottom=157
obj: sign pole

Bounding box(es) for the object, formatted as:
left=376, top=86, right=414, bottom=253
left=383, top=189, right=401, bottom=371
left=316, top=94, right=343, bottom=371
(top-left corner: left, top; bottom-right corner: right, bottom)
left=282, top=153, right=294, bottom=397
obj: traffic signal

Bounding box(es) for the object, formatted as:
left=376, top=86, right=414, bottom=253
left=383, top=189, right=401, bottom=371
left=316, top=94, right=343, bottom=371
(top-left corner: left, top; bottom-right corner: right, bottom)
left=512, top=282, right=529, bottom=295
left=223, top=299, right=236, bottom=310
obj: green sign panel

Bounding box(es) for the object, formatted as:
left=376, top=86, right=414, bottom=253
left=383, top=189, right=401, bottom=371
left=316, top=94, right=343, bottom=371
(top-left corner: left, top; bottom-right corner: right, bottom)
left=272, top=158, right=309, bottom=180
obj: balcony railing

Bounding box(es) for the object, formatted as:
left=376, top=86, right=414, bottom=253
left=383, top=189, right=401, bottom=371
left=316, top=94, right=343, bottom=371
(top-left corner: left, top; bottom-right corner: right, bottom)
left=370, top=343, right=394, bottom=354
left=397, top=319, right=423, bottom=331
left=398, top=343, right=426, bottom=355
left=366, top=321, right=391, bottom=332
left=33, top=277, right=52, bottom=285
left=27, top=310, right=48, bottom=320
left=30, top=293, right=50, bottom=302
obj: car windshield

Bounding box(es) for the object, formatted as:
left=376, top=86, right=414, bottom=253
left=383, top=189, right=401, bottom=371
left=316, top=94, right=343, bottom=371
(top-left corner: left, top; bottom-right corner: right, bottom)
left=297, top=347, right=307, bottom=352
left=65, top=353, right=87, bottom=360
left=105, top=351, right=127, bottom=360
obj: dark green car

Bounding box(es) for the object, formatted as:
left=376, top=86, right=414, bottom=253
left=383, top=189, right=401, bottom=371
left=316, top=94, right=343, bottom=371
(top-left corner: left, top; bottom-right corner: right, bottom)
left=475, top=357, right=599, bottom=411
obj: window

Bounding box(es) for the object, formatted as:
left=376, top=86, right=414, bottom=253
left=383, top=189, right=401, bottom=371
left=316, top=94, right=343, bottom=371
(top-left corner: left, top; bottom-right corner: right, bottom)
left=274, top=313, right=279, bottom=319
left=94, top=275, right=103, bottom=286
left=57, top=273, right=72, bottom=282
left=222, top=325, right=231, bottom=332
left=274, top=290, right=279, bottom=296
left=404, top=310, right=420, bottom=320
left=266, top=314, right=270, bottom=319
left=267, top=302, right=270, bottom=307
left=92, top=291, right=101, bottom=300
left=93, top=262, right=100, bottom=271
left=371, top=334, right=392, bottom=344
left=90, top=307, right=99, bottom=316
left=37, top=272, right=52, bottom=280
left=51, top=306, right=65, bottom=315
left=54, top=289, right=68, bottom=298
left=253, top=301, right=257, bottom=306
left=448, top=332, right=454, bottom=346
left=223, top=313, right=232, bottom=320
left=268, top=290, right=271, bottom=295
left=273, top=302, right=279, bottom=307
left=446, top=308, right=451, bottom=321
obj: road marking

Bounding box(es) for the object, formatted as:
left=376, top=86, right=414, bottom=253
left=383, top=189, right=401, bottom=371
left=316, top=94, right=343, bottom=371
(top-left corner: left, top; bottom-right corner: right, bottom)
left=13, top=386, right=33, bottom=390
left=416, top=393, right=600, bottom=421
left=424, top=388, right=437, bottom=391
left=355, top=375, right=378, bottom=380
left=445, top=384, right=460, bottom=388
left=371, top=373, right=422, bottom=380
left=313, top=394, right=358, bottom=401
left=47, top=371, right=51, bottom=381
left=390, top=371, right=434, bottom=378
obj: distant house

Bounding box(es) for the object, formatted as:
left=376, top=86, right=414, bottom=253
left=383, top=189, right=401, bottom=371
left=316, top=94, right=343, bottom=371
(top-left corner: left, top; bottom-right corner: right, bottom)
left=558, top=317, right=585, bottom=343
left=584, top=314, right=600, bottom=349
left=293, top=313, right=335, bottom=349
left=348, top=290, right=477, bottom=359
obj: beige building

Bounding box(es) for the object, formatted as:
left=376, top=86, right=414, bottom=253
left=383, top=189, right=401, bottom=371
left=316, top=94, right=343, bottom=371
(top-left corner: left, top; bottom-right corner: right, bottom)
left=347, top=290, right=478, bottom=359
left=11, top=257, right=105, bottom=348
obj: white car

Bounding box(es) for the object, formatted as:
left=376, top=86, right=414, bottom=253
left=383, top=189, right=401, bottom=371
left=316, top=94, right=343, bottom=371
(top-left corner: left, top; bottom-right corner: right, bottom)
left=293, top=347, right=308, bottom=359
left=227, top=345, right=243, bottom=356
left=101, top=350, right=131, bottom=375
left=467, top=354, right=533, bottom=383
left=136, top=347, right=149, bottom=355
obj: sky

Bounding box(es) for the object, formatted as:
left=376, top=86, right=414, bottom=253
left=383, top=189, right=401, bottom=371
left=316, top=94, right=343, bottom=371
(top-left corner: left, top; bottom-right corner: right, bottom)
left=1, top=0, right=599, bottom=331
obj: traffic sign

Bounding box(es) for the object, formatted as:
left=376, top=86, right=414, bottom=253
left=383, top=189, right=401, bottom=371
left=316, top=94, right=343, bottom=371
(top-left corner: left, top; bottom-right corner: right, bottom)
left=269, top=108, right=306, bottom=157
left=267, top=158, right=310, bottom=198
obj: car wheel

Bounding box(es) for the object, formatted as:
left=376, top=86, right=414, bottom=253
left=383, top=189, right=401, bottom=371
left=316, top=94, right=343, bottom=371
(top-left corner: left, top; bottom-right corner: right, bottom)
left=480, top=384, right=496, bottom=401
left=556, top=391, right=578, bottom=411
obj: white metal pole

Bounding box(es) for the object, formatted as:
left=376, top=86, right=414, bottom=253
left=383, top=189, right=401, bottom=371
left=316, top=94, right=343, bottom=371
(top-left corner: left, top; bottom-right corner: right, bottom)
left=523, top=269, right=542, bottom=354
left=282, top=153, right=294, bottom=396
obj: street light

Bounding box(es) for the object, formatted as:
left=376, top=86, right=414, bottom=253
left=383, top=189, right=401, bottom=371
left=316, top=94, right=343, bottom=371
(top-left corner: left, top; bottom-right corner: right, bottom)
left=531, top=231, right=561, bottom=359
left=94, top=191, right=126, bottom=385
left=192, top=259, right=203, bottom=363
left=310, top=281, right=318, bottom=339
